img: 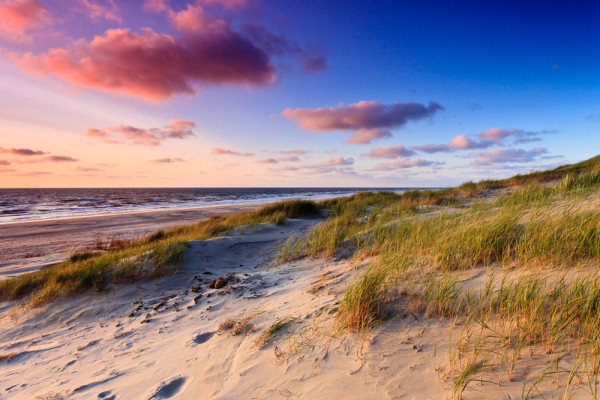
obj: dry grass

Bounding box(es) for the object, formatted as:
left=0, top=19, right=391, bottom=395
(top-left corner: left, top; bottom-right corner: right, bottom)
left=254, top=317, right=295, bottom=348
left=218, top=314, right=255, bottom=336
left=273, top=155, right=600, bottom=397
left=0, top=352, right=16, bottom=362
left=0, top=200, right=320, bottom=306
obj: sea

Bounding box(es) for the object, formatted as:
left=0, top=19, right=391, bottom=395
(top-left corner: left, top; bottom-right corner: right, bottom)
left=0, top=188, right=409, bottom=225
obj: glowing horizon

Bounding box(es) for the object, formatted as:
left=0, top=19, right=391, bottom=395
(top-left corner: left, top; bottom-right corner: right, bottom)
left=0, top=0, right=598, bottom=188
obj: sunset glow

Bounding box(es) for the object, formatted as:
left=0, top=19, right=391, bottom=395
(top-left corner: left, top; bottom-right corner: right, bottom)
left=0, top=0, right=598, bottom=187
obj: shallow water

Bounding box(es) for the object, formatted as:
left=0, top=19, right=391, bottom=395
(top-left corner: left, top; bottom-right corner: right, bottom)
left=0, top=187, right=409, bottom=224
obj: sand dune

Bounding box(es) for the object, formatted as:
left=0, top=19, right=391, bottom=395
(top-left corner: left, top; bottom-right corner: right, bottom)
left=1, top=218, right=444, bottom=399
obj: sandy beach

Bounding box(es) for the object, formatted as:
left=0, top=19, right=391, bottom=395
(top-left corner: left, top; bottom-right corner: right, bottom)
left=0, top=217, right=450, bottom=400
left=1, top=175, right=600, bottom=399
left=0, top=203, right=269, bottom=263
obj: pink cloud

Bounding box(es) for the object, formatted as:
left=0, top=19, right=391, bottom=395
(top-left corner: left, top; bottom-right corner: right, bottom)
left=282, top=100, right=443, bottom=145
left=0, top=0, right=51, bottom=41
left=86, top=119, right=196, bottom=146
left=411, top=134, right=493, bottom=153
left=200, top=0, right=247, bottom=8
left=277, top=156, right=300, bottom=162
left=478, top=128, right=521, bottom=141
left=257, top=155, right=301, bottom=164
left=319, top=156, right=353, bottom=166
left=16, top=26, right=276, bottom=101
left=211, top=148, right=254, bottom=156
left=257, top=158, right=277, bottom=164
left=346, top=128, right=392, bottom=145
left=272, top=156, right=354, bottom=174
left=0, top=160, right=10, bottom=165
left=143, top=0, right=169, bottom=12
left=17, top=171, right=52, bottom=176
left=361, top=144, right=415, bottom=159
left=46, top=155, right=78, bottom=162
left=76, top=166, right=101, bottom=172
left=169, top=3, right=226, bottom=33
left=373, top=158, right=441, bottom=170
left=150, top=157, right=185, bottom=163
left=76, top=0, right=121, bottom=23
left=0, top=147, right=46, bottom=156
left=411, top=128, right=550, bottom=154
left=467, top=147, right=547, bottom=166
left=272, top=149, right=308, bottom=156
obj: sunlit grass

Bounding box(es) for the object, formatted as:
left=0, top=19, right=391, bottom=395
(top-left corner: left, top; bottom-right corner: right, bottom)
left=0, top=199, right=320, bottom=305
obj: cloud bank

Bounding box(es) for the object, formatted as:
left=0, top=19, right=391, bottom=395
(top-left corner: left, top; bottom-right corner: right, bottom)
left=211, top=148, right=254, bottom=156
left=467, top=147, right=547, bottom=166
left=11, top=0, right=326, bottom=101
left=361, top=145, right=415, bottom=159
left=87, top=120, right=196, bottom=146
left=281, top=100, right=443, bottom=144
left=0, top=0, right=51, bottom=41
left=0, top=147, right=46, bottom=156
left=373, top=158, right=442, bottom=171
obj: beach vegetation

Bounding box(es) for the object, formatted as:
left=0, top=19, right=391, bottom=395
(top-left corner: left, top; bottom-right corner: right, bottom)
left=272, top=155, right=600, bottom=396
left=255, top=317, right=295, bottom=348
left=218, top=314, right=255, bottom=336
left=5, top=154, right=600, bottom=396
left=0, top=199, right=320, bottom=305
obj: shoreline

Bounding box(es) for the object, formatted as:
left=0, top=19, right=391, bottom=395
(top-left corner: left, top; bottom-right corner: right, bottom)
left=0, top=201, right=274, bottom=264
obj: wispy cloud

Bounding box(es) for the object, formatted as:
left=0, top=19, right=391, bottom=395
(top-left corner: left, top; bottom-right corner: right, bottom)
left=211, top=148, right=254, bottom=157
left=0, top=146, right=46, bottom=156
left=150, top=157, right=185, bottom=163
left=271, top=149, right=309, bottom=156
left=76, top=0, right=121, bottom=23
left=257, top=158, right=278, bottom=164
left=361, top=144, right=415, bottom=159
left=373, top=158, right=443, bottom=170
left=272, top=156, right=354, bottom=174
left=86, top=120, right=195, bottom=146
left=411, top=128, right=552, bottom=154
left=0, top=160, right=10, bottom=165
left=46, top=155, right=78, bottom=162
left=257, top=155, right=301, bottom=164
left=76, top=166, right=101, bottom=172
left=281, top=100, right=444, bottom=145
left=411, top=135, right=493, bottom=153
left=17, top=171, right=52, bottom=176
left=585, top=114, right=600, bottom=122
left=466, top=147, right=547, bottom=166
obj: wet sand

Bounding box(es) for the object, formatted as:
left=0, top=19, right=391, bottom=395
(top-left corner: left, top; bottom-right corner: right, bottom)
left=0, top=203, right=267, bottom=263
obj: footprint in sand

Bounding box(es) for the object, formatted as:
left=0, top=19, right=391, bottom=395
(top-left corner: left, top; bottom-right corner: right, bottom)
left=147, top=376, right=187, bottom=399
left=98, top=390, right=116, bottom=400
left=192, top=332, right=214, bottom=344
left=186, top=331, right=214, bottom=347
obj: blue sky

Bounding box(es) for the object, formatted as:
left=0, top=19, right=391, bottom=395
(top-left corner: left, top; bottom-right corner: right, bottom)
left=0, top=0, right=597, bottom=187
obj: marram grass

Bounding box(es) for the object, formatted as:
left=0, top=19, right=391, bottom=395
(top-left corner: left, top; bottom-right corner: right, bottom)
left=0, top=199, right=320, bottom=306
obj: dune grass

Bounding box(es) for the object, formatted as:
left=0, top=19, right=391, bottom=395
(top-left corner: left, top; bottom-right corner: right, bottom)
left=0, top=199, right=320, bottom=306
left=271, top=156, right=600, bottom=396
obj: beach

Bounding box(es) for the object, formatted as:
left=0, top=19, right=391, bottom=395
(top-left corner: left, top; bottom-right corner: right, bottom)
left=2, top=163, right=600, bottom=399
left=0, top=202, right=269, bottom=263
left=0, top=216, right=448, bottom=400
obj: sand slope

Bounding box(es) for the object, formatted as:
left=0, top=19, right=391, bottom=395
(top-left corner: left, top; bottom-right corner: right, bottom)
left=0, top=218, right=451, bottom=400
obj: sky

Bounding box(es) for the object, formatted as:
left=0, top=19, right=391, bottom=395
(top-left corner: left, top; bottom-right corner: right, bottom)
left=0, top=0, right=598, bottom=188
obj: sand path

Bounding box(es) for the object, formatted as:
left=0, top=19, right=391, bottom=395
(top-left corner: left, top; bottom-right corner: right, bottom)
left=0, top=218, right=452, bottom=399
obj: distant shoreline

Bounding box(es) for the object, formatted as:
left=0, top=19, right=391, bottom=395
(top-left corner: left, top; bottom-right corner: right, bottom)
left=0, top=201, right=270, bottom=263
left=0, top=187, right=410, bottom=225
